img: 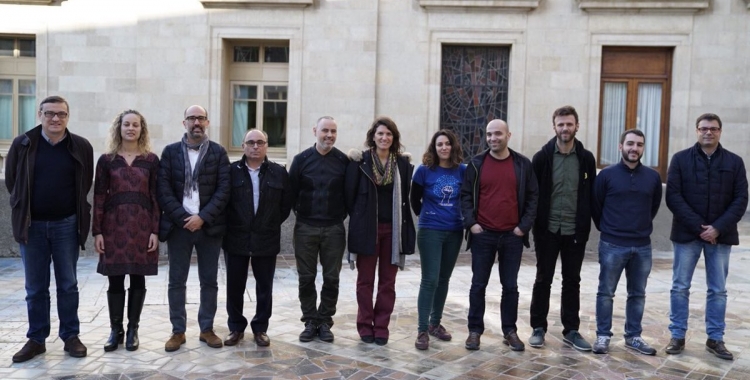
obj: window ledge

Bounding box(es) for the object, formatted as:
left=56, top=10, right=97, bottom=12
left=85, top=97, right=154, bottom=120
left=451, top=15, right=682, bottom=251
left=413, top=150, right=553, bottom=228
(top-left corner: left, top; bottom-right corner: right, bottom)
left=200, top=0, right=312, bottom=8
left=0, top=0, right=53, bottom=4
left=577, top=0, right=709, bottom=13
left=418, top=0, right=540, bottom=11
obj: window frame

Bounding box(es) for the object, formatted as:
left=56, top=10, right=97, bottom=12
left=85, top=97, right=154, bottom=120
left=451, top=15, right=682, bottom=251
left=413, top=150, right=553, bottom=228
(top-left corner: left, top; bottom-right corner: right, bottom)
left=229, top=81, right=288, bottom=155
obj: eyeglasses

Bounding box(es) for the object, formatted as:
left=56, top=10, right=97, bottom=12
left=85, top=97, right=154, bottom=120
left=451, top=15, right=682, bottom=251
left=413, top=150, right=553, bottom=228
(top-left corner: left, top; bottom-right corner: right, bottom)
left=185, top=116, right=208, bottom=122
left=43, top=111, right=68, bottom=119
left=244, top=140, right=267, bottom=147
left=697, top=127, right=721, bottom=134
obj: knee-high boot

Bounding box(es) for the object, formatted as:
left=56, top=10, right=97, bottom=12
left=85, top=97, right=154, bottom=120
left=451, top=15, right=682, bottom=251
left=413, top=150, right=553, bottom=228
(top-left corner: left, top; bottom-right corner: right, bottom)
left=104, top=291, right=126, bottom=352
left=125, top=288, right=147, bottom=351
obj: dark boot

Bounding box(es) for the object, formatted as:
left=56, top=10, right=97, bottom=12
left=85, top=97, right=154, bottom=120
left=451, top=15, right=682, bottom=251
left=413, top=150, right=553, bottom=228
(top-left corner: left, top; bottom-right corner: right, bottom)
left=104, top=291, right=125, bottom=352
left=125, top=288, right=147, bottom=351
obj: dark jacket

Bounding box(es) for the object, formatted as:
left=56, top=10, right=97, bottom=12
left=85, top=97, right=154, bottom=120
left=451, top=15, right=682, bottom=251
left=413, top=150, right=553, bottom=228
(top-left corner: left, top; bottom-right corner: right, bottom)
left=223, top=157, right=293, bottom=257
left=531, top=137, right=596, bottom=244
left=460, top=148, right=539, bottom=249
left=345, top=150, right=416, bottom=256
left=666, top=143, right=748, bottom=245
left=288, top=145, right=349, bottom=226
left=157, top=140, right=230, bottom=241
left=5, top=125, right=94, bottom=249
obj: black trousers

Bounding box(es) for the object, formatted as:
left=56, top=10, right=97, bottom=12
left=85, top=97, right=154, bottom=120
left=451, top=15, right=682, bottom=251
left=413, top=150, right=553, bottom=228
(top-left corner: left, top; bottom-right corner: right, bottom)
left=529, top=229, right=586, bottom=335
left=225, top=254, right=277, bottom=334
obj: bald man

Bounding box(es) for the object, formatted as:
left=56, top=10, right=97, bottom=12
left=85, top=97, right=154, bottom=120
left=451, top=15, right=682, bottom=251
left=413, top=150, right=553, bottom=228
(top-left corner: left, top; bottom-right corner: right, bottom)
left=460, top=119, right=538, bottom=352
left=157, top=105, right=230, bottom=352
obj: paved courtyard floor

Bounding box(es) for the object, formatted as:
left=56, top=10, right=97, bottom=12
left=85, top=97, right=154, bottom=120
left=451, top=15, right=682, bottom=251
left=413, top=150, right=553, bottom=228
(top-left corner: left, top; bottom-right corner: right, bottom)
left=1, top=218, right=749, bottom=379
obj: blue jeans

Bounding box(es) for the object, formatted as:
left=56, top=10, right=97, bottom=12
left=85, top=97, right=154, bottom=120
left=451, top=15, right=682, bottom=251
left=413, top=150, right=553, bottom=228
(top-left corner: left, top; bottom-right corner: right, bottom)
left=669, top=240, right=731, bottom=341
left=467, top=230, right=523, bottom=335
left=595, top=240, right=652, bottom=338
left=167, top=227, right=222, bottom=333
left=20, top=215, right=80, bottom=343
left=417, top=228, right=462, bottom=332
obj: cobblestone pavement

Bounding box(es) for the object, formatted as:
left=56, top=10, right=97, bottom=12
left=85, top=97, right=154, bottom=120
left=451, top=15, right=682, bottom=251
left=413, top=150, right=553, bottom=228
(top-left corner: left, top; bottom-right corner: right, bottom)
left=1, top=218, right=749, bottom=379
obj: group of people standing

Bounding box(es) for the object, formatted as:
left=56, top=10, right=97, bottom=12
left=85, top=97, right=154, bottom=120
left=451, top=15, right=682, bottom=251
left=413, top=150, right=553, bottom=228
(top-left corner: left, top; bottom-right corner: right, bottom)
left=5, top=96, right=747, bottom=366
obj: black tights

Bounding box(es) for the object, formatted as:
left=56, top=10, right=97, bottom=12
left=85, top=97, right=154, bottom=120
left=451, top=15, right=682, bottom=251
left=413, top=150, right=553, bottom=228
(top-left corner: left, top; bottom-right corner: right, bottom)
left=108, top=275, right=145, bottom=293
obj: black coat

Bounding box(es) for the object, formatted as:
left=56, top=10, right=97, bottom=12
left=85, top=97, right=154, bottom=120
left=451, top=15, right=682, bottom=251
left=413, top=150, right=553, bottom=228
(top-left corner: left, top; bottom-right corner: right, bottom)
left=223, top=157, right=293, bottom=257
left=345, top=150, right=415, bottom=256
left=531, top=137, right=597, bottom=244
left=157, top=140, right=230, bottom=241
left=666, top=143, right=748, bottom=245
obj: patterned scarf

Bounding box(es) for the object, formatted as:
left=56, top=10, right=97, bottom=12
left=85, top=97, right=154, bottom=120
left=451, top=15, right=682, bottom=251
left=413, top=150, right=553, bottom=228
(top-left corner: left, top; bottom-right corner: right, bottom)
left=181, top=133, right=209, bottom=198
left=370, top=149, right=396, bottom=186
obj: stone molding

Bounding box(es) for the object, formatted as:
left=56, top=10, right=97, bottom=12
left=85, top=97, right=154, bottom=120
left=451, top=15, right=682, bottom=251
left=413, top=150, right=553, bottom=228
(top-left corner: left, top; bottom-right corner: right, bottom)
left=200, top=0, right=312, bottom=8
left=0, top=0, right=53, bottom=4
left=577, top=0, right=709, bottom=13
left=418, top=0, right=540, bottom=11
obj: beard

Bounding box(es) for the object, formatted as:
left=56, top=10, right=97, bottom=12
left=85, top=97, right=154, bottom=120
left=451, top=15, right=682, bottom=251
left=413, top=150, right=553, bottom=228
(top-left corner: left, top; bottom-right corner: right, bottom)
left=621, top=150, right=642, bottom=163
left=556, top=129, right=577, bottom=143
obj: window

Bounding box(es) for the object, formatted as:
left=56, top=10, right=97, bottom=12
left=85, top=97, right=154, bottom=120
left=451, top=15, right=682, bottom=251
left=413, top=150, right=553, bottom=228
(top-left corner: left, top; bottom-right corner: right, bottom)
left=226, top=41, right=289, bottom=153
left=599, top=47, right=672, bottom=180
left=440, top=45, right=510, bottom=161
left=0, top=36, right=36, bottom=140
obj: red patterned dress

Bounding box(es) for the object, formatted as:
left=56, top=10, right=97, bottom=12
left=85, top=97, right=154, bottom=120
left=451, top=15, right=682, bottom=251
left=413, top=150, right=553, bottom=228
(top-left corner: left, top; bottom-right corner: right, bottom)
left=93, top=153, right=160, bottom=276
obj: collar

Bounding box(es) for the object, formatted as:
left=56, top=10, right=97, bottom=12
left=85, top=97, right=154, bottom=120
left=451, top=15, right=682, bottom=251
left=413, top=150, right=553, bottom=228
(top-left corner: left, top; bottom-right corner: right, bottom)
left=41, top=129, right=67, bottom=145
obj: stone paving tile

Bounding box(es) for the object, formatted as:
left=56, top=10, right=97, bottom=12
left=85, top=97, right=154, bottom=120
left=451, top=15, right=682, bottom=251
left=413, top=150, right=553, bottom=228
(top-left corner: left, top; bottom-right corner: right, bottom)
left=1, top=218, right=749, bottom=379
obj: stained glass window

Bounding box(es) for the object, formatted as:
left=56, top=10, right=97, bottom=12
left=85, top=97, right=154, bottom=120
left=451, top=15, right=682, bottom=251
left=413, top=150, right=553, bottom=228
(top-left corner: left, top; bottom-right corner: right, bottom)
left=440, top=45, right=510, bottom=161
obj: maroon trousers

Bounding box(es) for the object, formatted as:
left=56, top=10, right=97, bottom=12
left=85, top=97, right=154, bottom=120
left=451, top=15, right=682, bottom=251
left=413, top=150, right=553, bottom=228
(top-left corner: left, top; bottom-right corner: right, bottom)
left=356, top=223, right=398, bottom=339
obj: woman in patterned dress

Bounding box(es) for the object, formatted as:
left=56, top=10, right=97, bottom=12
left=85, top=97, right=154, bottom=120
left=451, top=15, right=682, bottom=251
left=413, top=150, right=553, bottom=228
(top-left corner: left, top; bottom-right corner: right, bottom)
left=92, top=110, right=159, bottom=352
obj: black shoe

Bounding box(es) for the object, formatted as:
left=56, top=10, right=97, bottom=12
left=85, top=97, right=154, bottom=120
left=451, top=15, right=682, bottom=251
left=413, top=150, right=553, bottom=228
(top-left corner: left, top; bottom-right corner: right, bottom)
left=224, top=331, right=244, bottom=346
left=465, top=331, right=481, bottom=350
left=299, top=321, right=317, bottom=342
left=12, top=340, right=46, bottom=363
left=318, top=323, right=334, bottom=343
left=360, top=335, right=374, bottom=343
left=665, top=338, right=685, bottom=354
left=503, top=330, right=525, bottom=352
left=374, top=337, right=388, bottom=346
left=63, top=335, right=87, bottom=358
left=125, top=288, right=146, bottom=351
left=706, top=339, right=734, bottom=360
left=104, top=290, right=125, bottom=352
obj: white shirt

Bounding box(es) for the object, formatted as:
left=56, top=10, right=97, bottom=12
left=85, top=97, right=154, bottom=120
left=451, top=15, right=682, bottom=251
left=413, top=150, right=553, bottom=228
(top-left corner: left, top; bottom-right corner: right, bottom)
left=247, top=165, right=261, bottom=214
left=182, top=149, right=201, bottom=215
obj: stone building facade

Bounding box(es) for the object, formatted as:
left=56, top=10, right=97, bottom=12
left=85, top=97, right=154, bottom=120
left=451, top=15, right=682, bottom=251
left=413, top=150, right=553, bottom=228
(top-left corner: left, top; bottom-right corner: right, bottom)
left=0, top=0, right=748, bottom=180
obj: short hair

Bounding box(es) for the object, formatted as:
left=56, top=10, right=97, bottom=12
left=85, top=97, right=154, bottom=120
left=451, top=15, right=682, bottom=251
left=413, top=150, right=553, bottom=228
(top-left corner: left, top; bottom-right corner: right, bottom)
left=422, top=129, right=462, bottom=169
left=316, top=116, right=335, bottom=126
left=695, top=113, right=722, bottom=129
left=620, top=129, right=645, bottom=144
left=365, top=116, right=403, bottom=154
left=39, top=95, right=69, bottom=112
left=244, top=128, right=268, bottom=141
left=552, top=105, right=578, bottom=124
left=184, top=105, right=208, bottom=119
left=106, top=109, right=152, bottom=158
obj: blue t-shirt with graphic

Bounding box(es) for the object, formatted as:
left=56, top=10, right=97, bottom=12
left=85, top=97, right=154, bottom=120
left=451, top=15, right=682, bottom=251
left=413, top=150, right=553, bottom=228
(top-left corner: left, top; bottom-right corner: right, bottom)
left=412, top=164, right=466, bottom=231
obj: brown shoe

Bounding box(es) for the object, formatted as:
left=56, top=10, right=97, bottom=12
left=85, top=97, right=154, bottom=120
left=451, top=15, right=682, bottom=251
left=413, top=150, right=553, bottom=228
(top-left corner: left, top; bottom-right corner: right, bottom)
left=199, top=330, right=223, bottom=348
left=224, top=331, right=244, bottom=346
left=465, top=331, right=481, bottom=350
left=428, top=324, right=452, bottom=341
left=12, top=340, right=46, bottom=363
left=254, top=332, right=271, bottom=347
left=503, top=330, right=525, bottom=352
left=415, top=331, right=429, bottom=350
left=63, top=336, right=87, bottom=358
left=165, top=333, right=186, bottom=352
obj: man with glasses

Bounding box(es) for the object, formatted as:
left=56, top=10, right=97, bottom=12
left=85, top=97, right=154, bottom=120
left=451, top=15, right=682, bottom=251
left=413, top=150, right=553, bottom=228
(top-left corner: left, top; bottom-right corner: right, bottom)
left=665, top=113, right=748, bottom=360
left=288, top=116, right=350, bottom=343
left=158, top=105, right=230, bottom=352
left=5, top=95, right=94, bottom=362
left=222, top=129, right=293, bottom=347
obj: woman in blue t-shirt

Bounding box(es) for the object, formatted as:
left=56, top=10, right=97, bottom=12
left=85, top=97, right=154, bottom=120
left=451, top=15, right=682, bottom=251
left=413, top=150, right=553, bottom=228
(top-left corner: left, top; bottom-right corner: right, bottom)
left=410, top=129, right=466, bottom=350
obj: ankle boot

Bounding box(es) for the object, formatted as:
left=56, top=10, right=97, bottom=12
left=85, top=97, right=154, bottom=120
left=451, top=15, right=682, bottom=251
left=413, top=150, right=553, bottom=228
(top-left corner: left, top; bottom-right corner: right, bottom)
left=126, top=288, right=147, bottom=351
left=104, top=291, right=126, bottom=352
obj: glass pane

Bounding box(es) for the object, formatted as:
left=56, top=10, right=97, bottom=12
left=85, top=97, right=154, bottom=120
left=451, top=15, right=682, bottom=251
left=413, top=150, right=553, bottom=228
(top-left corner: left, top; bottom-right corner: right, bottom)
left=264, top=46, right=289, bottom=63
left=263, top=101, right=287, bottom=147
left=232, top=100, right=256, bottom=147
left=637, top=83, right=662, bottom=167
left=264, top=85, right=287, bottom=101
left=0, top=38, right=13, bottom=56
left=233, top=84, right=257, bottom=100
left=600, top=82, right=627, bottom=166
left=19, top=79, right=35, bottom=95
left=19, top=39, right=35, bottom=57
left=0, top=79, right=12, bottom=94
left=0, top=94, right=12, bottom=139
left=19, top=94, right=37, bottom=133
left=233, top=46, right=259, bottom=63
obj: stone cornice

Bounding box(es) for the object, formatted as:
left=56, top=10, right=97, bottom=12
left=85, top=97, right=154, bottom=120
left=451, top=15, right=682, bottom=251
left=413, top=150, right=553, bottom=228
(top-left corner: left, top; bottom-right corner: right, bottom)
left=0, top=0, right=53, bottom=4
left=418, top=0, right=540, bottom=12
left=577, top=0, right=709, bottom=13
left=200, top=0, right=312, bottom=8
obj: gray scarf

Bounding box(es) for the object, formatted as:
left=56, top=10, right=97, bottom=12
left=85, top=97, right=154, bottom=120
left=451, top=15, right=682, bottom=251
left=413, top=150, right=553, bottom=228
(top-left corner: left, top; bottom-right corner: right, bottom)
left=181, top=133, right=209, bottom=199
